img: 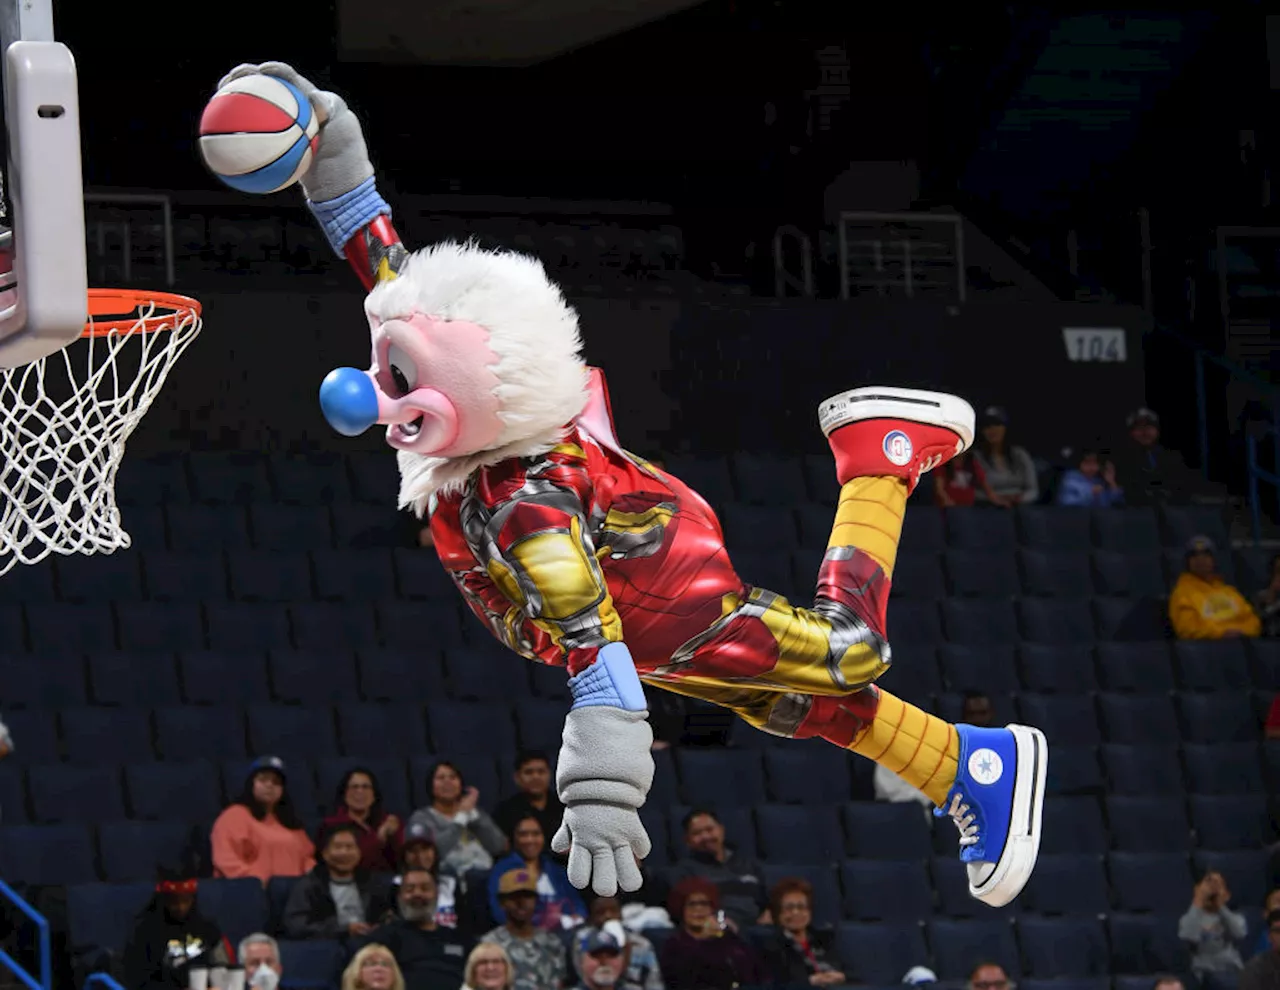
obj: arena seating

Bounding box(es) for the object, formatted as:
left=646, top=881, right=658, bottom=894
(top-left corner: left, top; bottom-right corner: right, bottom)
left=0, top=450, right=1271, bottom=986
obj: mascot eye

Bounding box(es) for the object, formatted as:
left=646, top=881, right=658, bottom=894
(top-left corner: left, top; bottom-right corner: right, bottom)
left=387, top=344, right=418, bottom=396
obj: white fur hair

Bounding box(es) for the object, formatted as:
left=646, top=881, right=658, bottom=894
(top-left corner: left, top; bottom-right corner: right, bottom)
left=365, top=240, right=590, bottom=515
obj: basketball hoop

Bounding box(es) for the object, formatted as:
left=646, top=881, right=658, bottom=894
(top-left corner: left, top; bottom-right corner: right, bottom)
left=0, top=286, right=202, bottom=574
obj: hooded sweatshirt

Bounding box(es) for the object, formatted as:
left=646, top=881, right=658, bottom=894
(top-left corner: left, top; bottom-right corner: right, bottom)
left=1169, top=572, right=1261, bottom=640
left=123, top=898, right=233, bottom=990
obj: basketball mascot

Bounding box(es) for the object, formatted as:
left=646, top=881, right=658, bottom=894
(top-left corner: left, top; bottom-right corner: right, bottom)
left=208, top=62, right=1048, bottom=907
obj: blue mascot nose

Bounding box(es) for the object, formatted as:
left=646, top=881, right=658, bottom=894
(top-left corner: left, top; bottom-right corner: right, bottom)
left=319, top=367, right=380, bottom=437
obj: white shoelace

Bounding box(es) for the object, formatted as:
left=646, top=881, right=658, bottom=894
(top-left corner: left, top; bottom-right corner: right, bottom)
left=944, top=793, right=980, bottom=847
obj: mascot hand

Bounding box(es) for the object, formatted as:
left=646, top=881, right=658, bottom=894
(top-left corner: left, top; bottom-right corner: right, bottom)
left=552, top=705, right=654, bottom=897
left=217, top=62, right=373, bottom=205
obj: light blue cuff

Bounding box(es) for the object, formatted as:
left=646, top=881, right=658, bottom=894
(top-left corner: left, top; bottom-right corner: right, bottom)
left=568, top=642, right=647, bottom=712
left=306, top=177, right=392, bottom=257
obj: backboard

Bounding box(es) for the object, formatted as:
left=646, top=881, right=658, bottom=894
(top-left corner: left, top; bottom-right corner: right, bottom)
left=0, top=0, right=87, bottom=369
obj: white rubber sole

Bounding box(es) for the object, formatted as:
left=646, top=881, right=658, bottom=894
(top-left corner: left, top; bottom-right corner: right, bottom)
left=818, top=386, right=976, bottom=451
left=968, top=723, right=1048, bottom=908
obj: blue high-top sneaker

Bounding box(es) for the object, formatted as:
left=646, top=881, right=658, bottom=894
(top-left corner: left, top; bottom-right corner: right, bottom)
left=935, top=723, right=1049, bottom=907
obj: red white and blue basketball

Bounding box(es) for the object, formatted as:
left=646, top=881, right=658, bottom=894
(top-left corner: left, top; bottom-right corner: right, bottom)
left=198, top=75, right=320, bottom=195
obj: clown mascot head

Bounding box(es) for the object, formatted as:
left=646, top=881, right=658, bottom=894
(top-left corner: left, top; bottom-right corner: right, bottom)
left=212, top=62, right=1049, bottom=908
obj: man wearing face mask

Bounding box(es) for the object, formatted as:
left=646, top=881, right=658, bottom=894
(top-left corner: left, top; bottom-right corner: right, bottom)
left=237, top=936, right=283, bottom=990
left=356, top=868, right=472, bottom=990
left=574, top=927, right=629, bottom=990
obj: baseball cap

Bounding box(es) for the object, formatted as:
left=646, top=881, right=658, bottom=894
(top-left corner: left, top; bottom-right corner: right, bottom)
left=903, top=967, right=938, bottom=985
left=247, top=755, right=287, bottom=782
left=979, top=406, right=1008, bottom=426
left=1186, top=534, right=1216, bottom=555
left=1127, top=407, right=1159, bottom=428
left=403, top=821, right=434, bottom=847
left=496, top=869, right=538, bottom=897
left=582, top=927, right=625, bottom=955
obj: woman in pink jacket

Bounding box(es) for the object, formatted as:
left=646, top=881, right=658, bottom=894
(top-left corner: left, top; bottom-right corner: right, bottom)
left=211, top=756, right=315, bottom=884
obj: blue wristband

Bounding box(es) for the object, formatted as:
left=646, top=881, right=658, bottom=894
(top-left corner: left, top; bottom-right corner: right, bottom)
left=306, top=177, right=392, bottom=257
left=568, top=642, right=647, bottom=712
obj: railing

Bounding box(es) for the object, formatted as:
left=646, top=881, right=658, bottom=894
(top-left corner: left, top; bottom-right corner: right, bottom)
left=0, top=879, right=51, bottom=990
left=772, top=225, right=814, bottom=297
left=85, top=973, right=128, bottom=990
left=83, top=193, right=175, bottom=287
left=837, top=212, right=966, bottom=303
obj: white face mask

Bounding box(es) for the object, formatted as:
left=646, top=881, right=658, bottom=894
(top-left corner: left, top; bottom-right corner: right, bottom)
left=250, top=965, right=279, bottom=990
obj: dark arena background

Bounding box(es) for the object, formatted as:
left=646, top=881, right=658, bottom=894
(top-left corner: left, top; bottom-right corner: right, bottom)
left=1, top=2, right=1279, bottom=989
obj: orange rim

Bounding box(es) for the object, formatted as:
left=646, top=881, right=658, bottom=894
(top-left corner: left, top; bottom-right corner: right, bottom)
left=82, top=288, right=202, bottom=338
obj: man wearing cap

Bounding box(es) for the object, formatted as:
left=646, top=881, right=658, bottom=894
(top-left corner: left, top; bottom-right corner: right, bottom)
left=1111, top=407, right=1202, bottom=507
left=396, top=822, right=460, bottom=930
left=572, top=925, right=630, bottom=990
left=1169, top=536, right=1260, bottom=640
left=571, top=897, right=662, bottom=990
left=482, top=868, right=568, bottom=990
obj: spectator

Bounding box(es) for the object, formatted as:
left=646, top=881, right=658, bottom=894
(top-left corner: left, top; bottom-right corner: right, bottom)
left=1241, top=909, right=1280, bottom=990
left=462, top=943, right=515, bottom=990
left=903, top=966, right=938, bottom=985
left=934, top=450, right=993, bottom=508
left=962, top=692, right=995, bottom=727
left=357, top=868, right=472, bottom=990
left=1254, top=554, right=1280, bottom=638
left=238, top=935, right=283, bottom=990
left=323, top=767, right=404, bottom=874
left=123, top=865, right=235, bottom=990
left=481, top=869, right=568, bottom=990
left=342, top=943, right=406, bottom=990
left=1056, top=448, right=1123, bottom=507
left=488, top=815, right=585, bottom=931
left=283, top=823, right=393, bottom=941
left=657, top=877, right=763, bottom=990
left=211, top=756, right=315, bottom=884
left=408, top=761, right=506, bottom=874
left=968, top=962, right=1012, bottom=990
left=571, top=927, right=630, bottom=990
left=570, top=897, right=662, bottom=990
left=397, top=822, right=460, bottom=930
left=1179, top=869, right=1246, bottom=978
left=759, top=878, right=845, bottom=987
left=1170, top=536, right=1261, bottom=640
left=1256, top=891, right=1280, bottom=956
left=1111, top=408, right=1201, bottom=507
left=493, top=751, right=564, bottom=845
left=417, top=525, right=435, bottom=549
left=971, top=407, right=1038, bottom=507
left=1152, top=977, right=1184, bottom=990
left=665, top=809, right=767, bottom=930
left=0, top=713, right=12, bottom=759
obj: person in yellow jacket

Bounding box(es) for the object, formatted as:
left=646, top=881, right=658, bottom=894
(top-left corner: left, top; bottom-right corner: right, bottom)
left=1169, top=535, right=1262, bottom=639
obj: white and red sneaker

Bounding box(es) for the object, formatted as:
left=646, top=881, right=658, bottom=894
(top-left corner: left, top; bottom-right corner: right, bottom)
left=818, top=386, right=975, bottom=491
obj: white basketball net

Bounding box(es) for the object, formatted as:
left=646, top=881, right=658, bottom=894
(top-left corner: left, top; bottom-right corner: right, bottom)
left=0, top=300, right=202, bottom=575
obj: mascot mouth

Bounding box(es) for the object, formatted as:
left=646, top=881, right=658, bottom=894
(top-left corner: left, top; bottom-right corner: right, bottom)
left=396, top=415, right=425, bottom=439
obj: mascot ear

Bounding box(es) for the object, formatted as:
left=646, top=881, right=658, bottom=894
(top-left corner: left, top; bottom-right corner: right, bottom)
left=578, top=367, right=621, bottom=452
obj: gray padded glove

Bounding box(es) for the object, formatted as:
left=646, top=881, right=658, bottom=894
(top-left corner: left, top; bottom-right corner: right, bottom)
left=552, top=706, right=654, bottom=896
left=216, top=61, right=373, bottom=205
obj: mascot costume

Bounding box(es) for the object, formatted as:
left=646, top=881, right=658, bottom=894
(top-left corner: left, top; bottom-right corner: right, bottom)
left=213, top=63, right=1048, bottom=907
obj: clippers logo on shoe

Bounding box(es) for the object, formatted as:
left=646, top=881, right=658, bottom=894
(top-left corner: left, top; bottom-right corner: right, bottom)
left=882, top=430, right=913, bottom=466
left=967, top=748, right=1004, bottom=786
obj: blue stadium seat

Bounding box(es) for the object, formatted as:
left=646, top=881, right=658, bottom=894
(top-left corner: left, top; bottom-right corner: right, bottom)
left=1251, top=641, right=1280, bottom=690
left=290, top=603, right=379, bottom=650
left=30, top=764, right=126, bottom=823
left=26, top=603, right=116, bottom=653
left=1182, top=743, right=1263, bottom=794
left=447, top=647, right=532, bottom=702
left=409, top=754, right=500, bottom=810
left=125, top=761, right=222, bottom=822
left=1023, top=979, right=1108, bottom=990
left=1098, top=694, right=1178, bottom=744
left=835, top=923, right=930, bottom=985
left=1018, top=695, right=1101, bottom=747
left=1018, top=599, right=1095, bottom=644
left=277, top=939, right=346, bottom=989
left=889, top=554, right=946, bottom=599
left=117, top=508, right=168, bottom=553
left=1018, top=917, right=1109, bottom=977
left=1235, top=547, right=1274, bottom=596
left=1047, top=746, right=1102, bottom=796
left=1178, top=693, right=1255, bottom=743
left=155, top=706, right=246, bottom=762
left=1192, top=850, right=1267, bottom=909
left=167, top=505, right=252, bottom=551
left=204, top=603, right=293, bottom=651
left=763, top=747, right=853, bottom=805
left=248, top=504, right=334, bottom=551
left=0, top=560, right=56, bottom=604
left=1190, top=795, right=1269, bottom=850
left=1019, top=551, right=1092, bottom=598
left=331, top=504, right=405, bottom=549
left=247, top=705, right=337, bottom=761
left=61, top=707, right=154, bottom=765
left=0, top=652, right=87, bottom=708
left=941, top=600, right=1018, bottom=645
left=637, top=807, right=669, bottom=866
left=731, top=453, right=808, bottom=506
left=187, top=452, right=271, bottom=504
left=721, top=504, right=797, bottom=554
left=937, top=645, right=1019, bottom=693
left=56, top=553, right=144, bottom=602
left=1109, top=913, right=1190, bottom=974
left=392, top=547, right=455, bottom=600
left=946, top=509, right=1016, bottom=551
left=899, top=507, right=945, bottom=556
left=842, top=802, right=932, bottom=861
left=885, top=601, right=941, bottom=647
left=358, top=648, right=446, bottom=703
left=0, top=710, right=59, bottom=763
left=0, top=605, right=26, bottom=651
left=1159, top=505, right=1231, bottom=551
left=1108, top=852, right=1193, bottom=913
left=875, top=642, right=941, bottom=705
left=142, top=552, right=228, bottom=602
left=649, top=747, right=679, bottom=808
left=115, top=603, right=206, bottom=652
left=676, top=750, right=766, bottom=807
left=1022, top=854, right=1109, bottom=916
left=311, top=549, right=397, bottom=602
left=1040, top=797, right=1108, bottom=855
left=1173, top=641, right=1251, bottom=691
left=514, top=700, right=567, bottom=753
left=115, top=455, right=190, bottom=507
left=380, top=602, right=466, bottom=649
left=663, top=456, right=734, bottom=507
left=99, top=820, right=196, bottom=881
left=269, top=455, right=352, bottom=505
left=735, top=550, right=798, bottom=600
left=1095, top=643, right=1175, bottom=693
left=1092, top=509, right=1160, bottom=554
left=268, top=650, right=360, bottom=705
left=1019, top=645, right=1097, bottom=693
left=945, top=551, right=1019, bottom=598
left=346, top=451, right=401, bottom=505
left=840, top=860, right=932, bottom=921
left=0, top=824, right=96, bottom=883
left=527, top=662, right=572, bottom=703
left=802, top=454, right=840, bottom=506
left=0, top=765, right=28, bottom=823
left=755, top=805, right=844, bottom=865
left=1018, top=507, right=1092, bottom=552
left=931, top=856, right=1010, bottom=918
left=1107, top=796, right=1192, bottom=852
left=336, top=702, right=429, bottom=758
left=1100, top=745, right=1185, bottom=795
left=88, top=652, right=181, bottom=707
left=179, top=650, right=269, bottom=705
left=759, top=863, right=839, bottom=925
left=315, top=758, right=411, bottom=820
left=228, top=550, right=313, bottom=602
left=197, top=877, right=270, bottom=946
left=1093, top=597, right=1169, bottom=641
left=1091, top=552, right=1167, bottom=598
left=927, top=918, right=1020, bottom=979
left=426, top=702, right=516, bottom=756
left=222, top=760, right=317, bottom=818
left=67, top=882, right=153, bottom=954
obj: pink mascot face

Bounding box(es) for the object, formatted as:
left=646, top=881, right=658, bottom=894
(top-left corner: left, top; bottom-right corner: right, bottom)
left=367, top=311, right=505, bottom=457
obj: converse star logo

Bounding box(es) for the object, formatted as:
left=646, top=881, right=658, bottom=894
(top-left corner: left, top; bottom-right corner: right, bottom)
left=967, top=747, right=1004, bottom=785
left=882, top=430, right=913, bottom=466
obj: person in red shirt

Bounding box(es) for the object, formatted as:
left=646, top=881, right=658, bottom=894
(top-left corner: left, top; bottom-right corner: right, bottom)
left=322, top=767, right=404, bottom=873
